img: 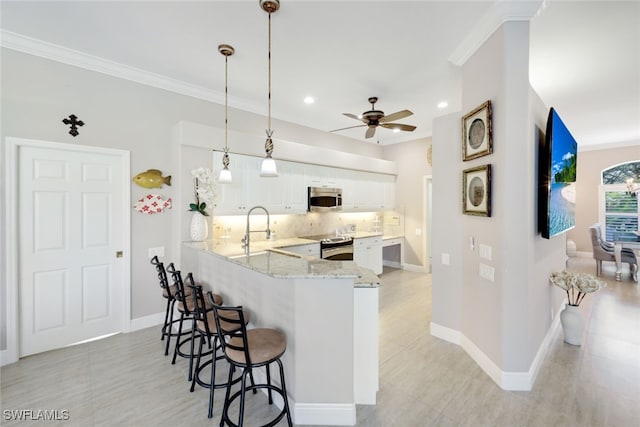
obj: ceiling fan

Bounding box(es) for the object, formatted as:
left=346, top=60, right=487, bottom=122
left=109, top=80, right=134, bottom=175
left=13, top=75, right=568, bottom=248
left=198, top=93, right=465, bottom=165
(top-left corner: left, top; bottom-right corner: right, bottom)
left=330, top=97, right=416, bottom=139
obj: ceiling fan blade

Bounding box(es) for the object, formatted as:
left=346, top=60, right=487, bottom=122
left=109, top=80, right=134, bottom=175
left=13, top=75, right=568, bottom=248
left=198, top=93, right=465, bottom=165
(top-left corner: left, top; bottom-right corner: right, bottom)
left=329, top=124, right=367, bottom=132
left=365, top=125, right=377, bottom=139
left=343, top=113, right=362, bottom=121
left=379, top=109, right=413, bottom=123
left=380, top=123, right=417, bottom=132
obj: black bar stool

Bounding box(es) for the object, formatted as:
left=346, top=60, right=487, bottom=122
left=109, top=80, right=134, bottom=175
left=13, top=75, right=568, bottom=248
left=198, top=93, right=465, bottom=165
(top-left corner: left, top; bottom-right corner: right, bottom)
left=211, top=303, right=293, bottom=427
left=150, top=256, right=190, bottom=356
left=167, top=263, right=222, bottom=381
left=186, top=279, right=252, bottom=419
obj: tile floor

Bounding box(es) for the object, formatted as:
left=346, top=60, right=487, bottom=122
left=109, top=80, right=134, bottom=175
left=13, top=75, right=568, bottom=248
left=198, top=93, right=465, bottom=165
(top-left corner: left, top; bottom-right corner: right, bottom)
left=1, top=257, right=638, bottom=426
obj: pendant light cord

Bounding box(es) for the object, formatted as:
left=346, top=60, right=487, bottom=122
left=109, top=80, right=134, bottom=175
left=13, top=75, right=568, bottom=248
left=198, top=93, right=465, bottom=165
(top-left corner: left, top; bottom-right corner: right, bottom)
left=224, top=52, right=229, bottom=152
left=268, top=11, right=272, bottom=132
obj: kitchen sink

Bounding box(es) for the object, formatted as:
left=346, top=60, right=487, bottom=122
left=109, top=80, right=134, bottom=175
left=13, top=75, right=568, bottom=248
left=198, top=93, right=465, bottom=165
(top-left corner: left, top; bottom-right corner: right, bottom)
left=227, top=251, right=266, bottom=259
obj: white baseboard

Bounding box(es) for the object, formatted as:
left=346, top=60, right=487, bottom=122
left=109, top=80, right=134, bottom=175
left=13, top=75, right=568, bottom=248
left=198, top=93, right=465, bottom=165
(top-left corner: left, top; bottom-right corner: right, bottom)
left=1, top=349, right=17, bottom=367
left=243, top=365, right=356, bottom=425
left=524, top=301, right=563, bottom=389
left=382, top=260, right=402, bottom=269
left=402, top=263, right=426, bottom=273
left=1, top=312, right=166, bottom=367
left=430, top=312, right=562, bottom=391
left=294, top=403, right=356, bottom=426
left=129, top=312, right=165, bottom=332
left=430, top=322, right=461, bottom=345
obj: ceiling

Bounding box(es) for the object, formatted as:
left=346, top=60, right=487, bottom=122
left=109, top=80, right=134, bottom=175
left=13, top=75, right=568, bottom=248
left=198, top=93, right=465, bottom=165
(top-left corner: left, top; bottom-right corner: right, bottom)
left=1, top=0, right=638, bottom=148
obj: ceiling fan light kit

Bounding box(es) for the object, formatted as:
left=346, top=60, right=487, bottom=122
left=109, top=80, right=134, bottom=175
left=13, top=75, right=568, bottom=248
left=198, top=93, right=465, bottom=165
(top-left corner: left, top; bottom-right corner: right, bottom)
left=330, top=96, right=416, bottom=140
left=260, top=0, right=280, bottom=177
left=218, top=43, right=235, bottom=184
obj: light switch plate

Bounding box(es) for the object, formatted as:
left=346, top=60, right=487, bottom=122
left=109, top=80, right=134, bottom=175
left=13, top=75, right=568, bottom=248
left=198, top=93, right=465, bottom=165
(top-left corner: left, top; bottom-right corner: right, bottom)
left=442, top=253, right=450, bottom=265
left=479, top=244, right=492, bottom=261
left=479, top=263, right=495, bottom=282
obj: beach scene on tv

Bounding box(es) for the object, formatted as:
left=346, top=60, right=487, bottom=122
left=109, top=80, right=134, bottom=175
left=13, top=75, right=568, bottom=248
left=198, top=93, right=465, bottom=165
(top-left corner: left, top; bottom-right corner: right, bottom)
left=549, top=110, right=577, bottom=237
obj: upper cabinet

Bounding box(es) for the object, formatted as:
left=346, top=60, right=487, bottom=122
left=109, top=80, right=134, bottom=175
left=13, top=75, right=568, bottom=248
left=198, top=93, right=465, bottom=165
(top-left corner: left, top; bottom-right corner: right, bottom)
left=213, top=152, right=395, bottom=215
left=344, top=170, right=395, bottom=212
left=305, top=164, right=340, bottom=189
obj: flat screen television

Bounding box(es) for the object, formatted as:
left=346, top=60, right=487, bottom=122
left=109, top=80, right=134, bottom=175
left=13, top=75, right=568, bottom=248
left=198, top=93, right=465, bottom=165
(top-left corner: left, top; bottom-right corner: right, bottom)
left=539, top=107, right=577, bottom=239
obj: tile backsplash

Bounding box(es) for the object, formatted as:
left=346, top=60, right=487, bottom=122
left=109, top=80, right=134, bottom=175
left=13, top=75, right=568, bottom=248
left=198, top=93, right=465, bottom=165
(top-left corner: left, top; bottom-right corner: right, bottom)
left=212, top=211, right=403, bottom=243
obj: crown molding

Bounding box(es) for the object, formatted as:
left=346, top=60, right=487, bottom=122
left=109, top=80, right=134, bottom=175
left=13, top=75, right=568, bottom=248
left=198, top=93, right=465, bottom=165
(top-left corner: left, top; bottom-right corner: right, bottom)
left=578, top=138, right=640, bottom=152
left=448, top=0, right=545, bottom=66
left=0, top=29, right=265, bottom=115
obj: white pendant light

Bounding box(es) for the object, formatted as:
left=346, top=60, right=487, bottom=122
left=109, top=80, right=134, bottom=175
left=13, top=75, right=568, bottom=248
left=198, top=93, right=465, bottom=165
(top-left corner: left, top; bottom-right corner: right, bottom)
left=218, top=44, right=234, bottom=184
left=260, top=0, right=280, bottom=177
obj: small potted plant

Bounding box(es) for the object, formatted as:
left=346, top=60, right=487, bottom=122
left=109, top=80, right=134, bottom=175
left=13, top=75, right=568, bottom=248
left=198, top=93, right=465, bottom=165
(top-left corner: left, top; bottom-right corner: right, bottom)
left=189, top=168, right=216, bottom=241
left=549, top=271, right=606, bottom=345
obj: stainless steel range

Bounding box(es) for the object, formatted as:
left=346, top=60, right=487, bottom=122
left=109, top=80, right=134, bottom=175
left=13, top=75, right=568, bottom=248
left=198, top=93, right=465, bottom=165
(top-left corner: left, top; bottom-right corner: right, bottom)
left=301, top=234, right=354, bottom=261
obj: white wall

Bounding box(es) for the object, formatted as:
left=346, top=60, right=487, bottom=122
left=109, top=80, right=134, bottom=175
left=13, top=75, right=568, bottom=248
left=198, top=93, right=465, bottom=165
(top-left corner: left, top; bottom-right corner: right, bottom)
left=431, top=21, right=566, bottom=387
left=431, top=112, right=463, bottom=332
left=0, top=48, right=383, bottom=352
left=382, top=138, right=433, bottom=267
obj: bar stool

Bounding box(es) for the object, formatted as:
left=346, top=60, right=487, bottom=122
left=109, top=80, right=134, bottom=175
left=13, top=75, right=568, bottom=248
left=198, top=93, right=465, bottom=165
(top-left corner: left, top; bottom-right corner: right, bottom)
left=187, top=279, right=252, bottom=419
left=150, top=256, right=190, bottom=356
left=167, top=263, right=222, bottom=381
left=211, top=303, right=293, bottom=427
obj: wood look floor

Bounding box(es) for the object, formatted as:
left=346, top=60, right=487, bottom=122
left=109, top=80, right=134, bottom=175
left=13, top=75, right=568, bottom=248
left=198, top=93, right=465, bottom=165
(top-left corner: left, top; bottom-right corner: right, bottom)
left=1, top=257, right=639, bottom=426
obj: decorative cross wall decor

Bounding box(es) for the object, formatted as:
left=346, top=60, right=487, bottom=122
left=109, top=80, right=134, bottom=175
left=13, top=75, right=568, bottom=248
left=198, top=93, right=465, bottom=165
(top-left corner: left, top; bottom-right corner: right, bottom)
left=62, top=114, right=84, bottom=137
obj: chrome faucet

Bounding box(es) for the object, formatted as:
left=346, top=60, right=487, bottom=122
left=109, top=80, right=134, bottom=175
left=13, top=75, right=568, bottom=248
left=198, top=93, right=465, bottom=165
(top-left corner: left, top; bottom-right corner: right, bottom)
left=241, top=205, right=271, bottom=254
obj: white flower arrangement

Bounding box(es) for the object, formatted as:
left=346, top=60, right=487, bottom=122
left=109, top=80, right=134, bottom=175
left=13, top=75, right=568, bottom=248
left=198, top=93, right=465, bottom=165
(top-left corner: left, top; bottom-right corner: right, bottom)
left=189, top=167, right=216, bottom=216
left=549, top=271, right=606, bottom=306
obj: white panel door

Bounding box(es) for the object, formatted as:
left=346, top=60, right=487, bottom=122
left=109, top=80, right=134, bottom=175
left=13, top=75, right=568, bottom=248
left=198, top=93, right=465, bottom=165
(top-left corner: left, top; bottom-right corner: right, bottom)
left=19, top=145, right=125, bottom=356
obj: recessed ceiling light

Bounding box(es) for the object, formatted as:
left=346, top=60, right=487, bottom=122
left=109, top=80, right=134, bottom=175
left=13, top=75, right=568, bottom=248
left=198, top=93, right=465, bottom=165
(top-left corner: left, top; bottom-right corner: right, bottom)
left=393, top=128, right=400, bottom=133
left=437, top=101, right=448, bottom=109
left=304, top=96, right=314, bottom=104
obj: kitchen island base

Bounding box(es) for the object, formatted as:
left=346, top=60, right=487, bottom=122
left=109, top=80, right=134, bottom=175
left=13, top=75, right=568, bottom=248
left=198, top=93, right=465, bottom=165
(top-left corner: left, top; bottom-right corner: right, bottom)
left=181, top=243, right=379, bottom=425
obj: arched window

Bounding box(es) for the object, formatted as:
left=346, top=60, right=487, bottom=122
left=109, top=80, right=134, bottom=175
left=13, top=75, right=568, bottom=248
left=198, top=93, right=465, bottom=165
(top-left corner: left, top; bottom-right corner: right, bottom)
left=599, top=161, right=640, bottom=241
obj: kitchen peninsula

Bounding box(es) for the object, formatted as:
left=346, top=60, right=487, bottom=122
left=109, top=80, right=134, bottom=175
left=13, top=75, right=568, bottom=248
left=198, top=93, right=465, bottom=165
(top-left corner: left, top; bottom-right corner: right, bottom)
left=181, top=239, right=380, bottom=426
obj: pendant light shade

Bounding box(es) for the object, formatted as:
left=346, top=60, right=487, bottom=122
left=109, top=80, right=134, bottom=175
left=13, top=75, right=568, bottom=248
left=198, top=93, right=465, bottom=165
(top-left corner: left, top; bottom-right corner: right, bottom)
left=218, top=167, right=232, bottom=184
left=218, top=44, right=234, bottom=183
left=259, top=0, right=280, bottom=177
left=260, top=157, right=278, bottom=177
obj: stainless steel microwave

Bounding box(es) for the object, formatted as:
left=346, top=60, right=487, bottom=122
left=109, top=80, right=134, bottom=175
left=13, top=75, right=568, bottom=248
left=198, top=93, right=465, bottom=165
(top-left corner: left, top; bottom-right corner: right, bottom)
left=308, top=187, right=342, bottom=212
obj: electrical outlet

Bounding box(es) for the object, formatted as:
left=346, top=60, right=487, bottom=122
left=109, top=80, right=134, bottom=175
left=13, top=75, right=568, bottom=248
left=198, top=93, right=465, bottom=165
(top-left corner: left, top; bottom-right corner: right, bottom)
left=415, top=228, right=422, bottom=236
left=148, top=246, right=165, bottom=258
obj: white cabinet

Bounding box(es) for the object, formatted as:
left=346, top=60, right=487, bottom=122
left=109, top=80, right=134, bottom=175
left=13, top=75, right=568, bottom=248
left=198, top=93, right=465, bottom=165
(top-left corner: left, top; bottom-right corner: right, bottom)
left=344, top=171, right=394, bottom=212
left=269, top=160, right=307, bottom=214
left=306, top=164, right=339, bottom=189
left=214, top=154, right=307, bottom=215
left=354, top=236, right=383, bottom=275
left=383, top=175, right=396, bottom=211
left=213, top=152, right=251, bottom=213
left=213, top=152, right=395, bottom=215
left=282, top=242, right=320, bottom=258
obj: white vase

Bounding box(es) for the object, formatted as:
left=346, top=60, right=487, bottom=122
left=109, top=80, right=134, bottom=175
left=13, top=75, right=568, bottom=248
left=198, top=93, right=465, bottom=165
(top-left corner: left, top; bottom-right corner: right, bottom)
left=560, top=304, right=584, bottom=345
left=190, top=212, right=208, bottom=242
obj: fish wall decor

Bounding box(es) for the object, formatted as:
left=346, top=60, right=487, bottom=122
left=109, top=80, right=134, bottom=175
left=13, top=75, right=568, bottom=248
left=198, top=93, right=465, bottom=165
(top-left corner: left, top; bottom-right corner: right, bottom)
left=133, top=169, right=171, bottom=188
left=133, top=194, right=172, bottom=215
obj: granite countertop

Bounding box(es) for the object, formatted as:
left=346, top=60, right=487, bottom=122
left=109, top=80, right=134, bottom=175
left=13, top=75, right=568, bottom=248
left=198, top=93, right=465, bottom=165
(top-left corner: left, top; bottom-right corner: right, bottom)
left=184, top=240, right=380, bottom=287
left=382, top=234, right=404, bottom=240
left=189, top=237, right=318, bottom=258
